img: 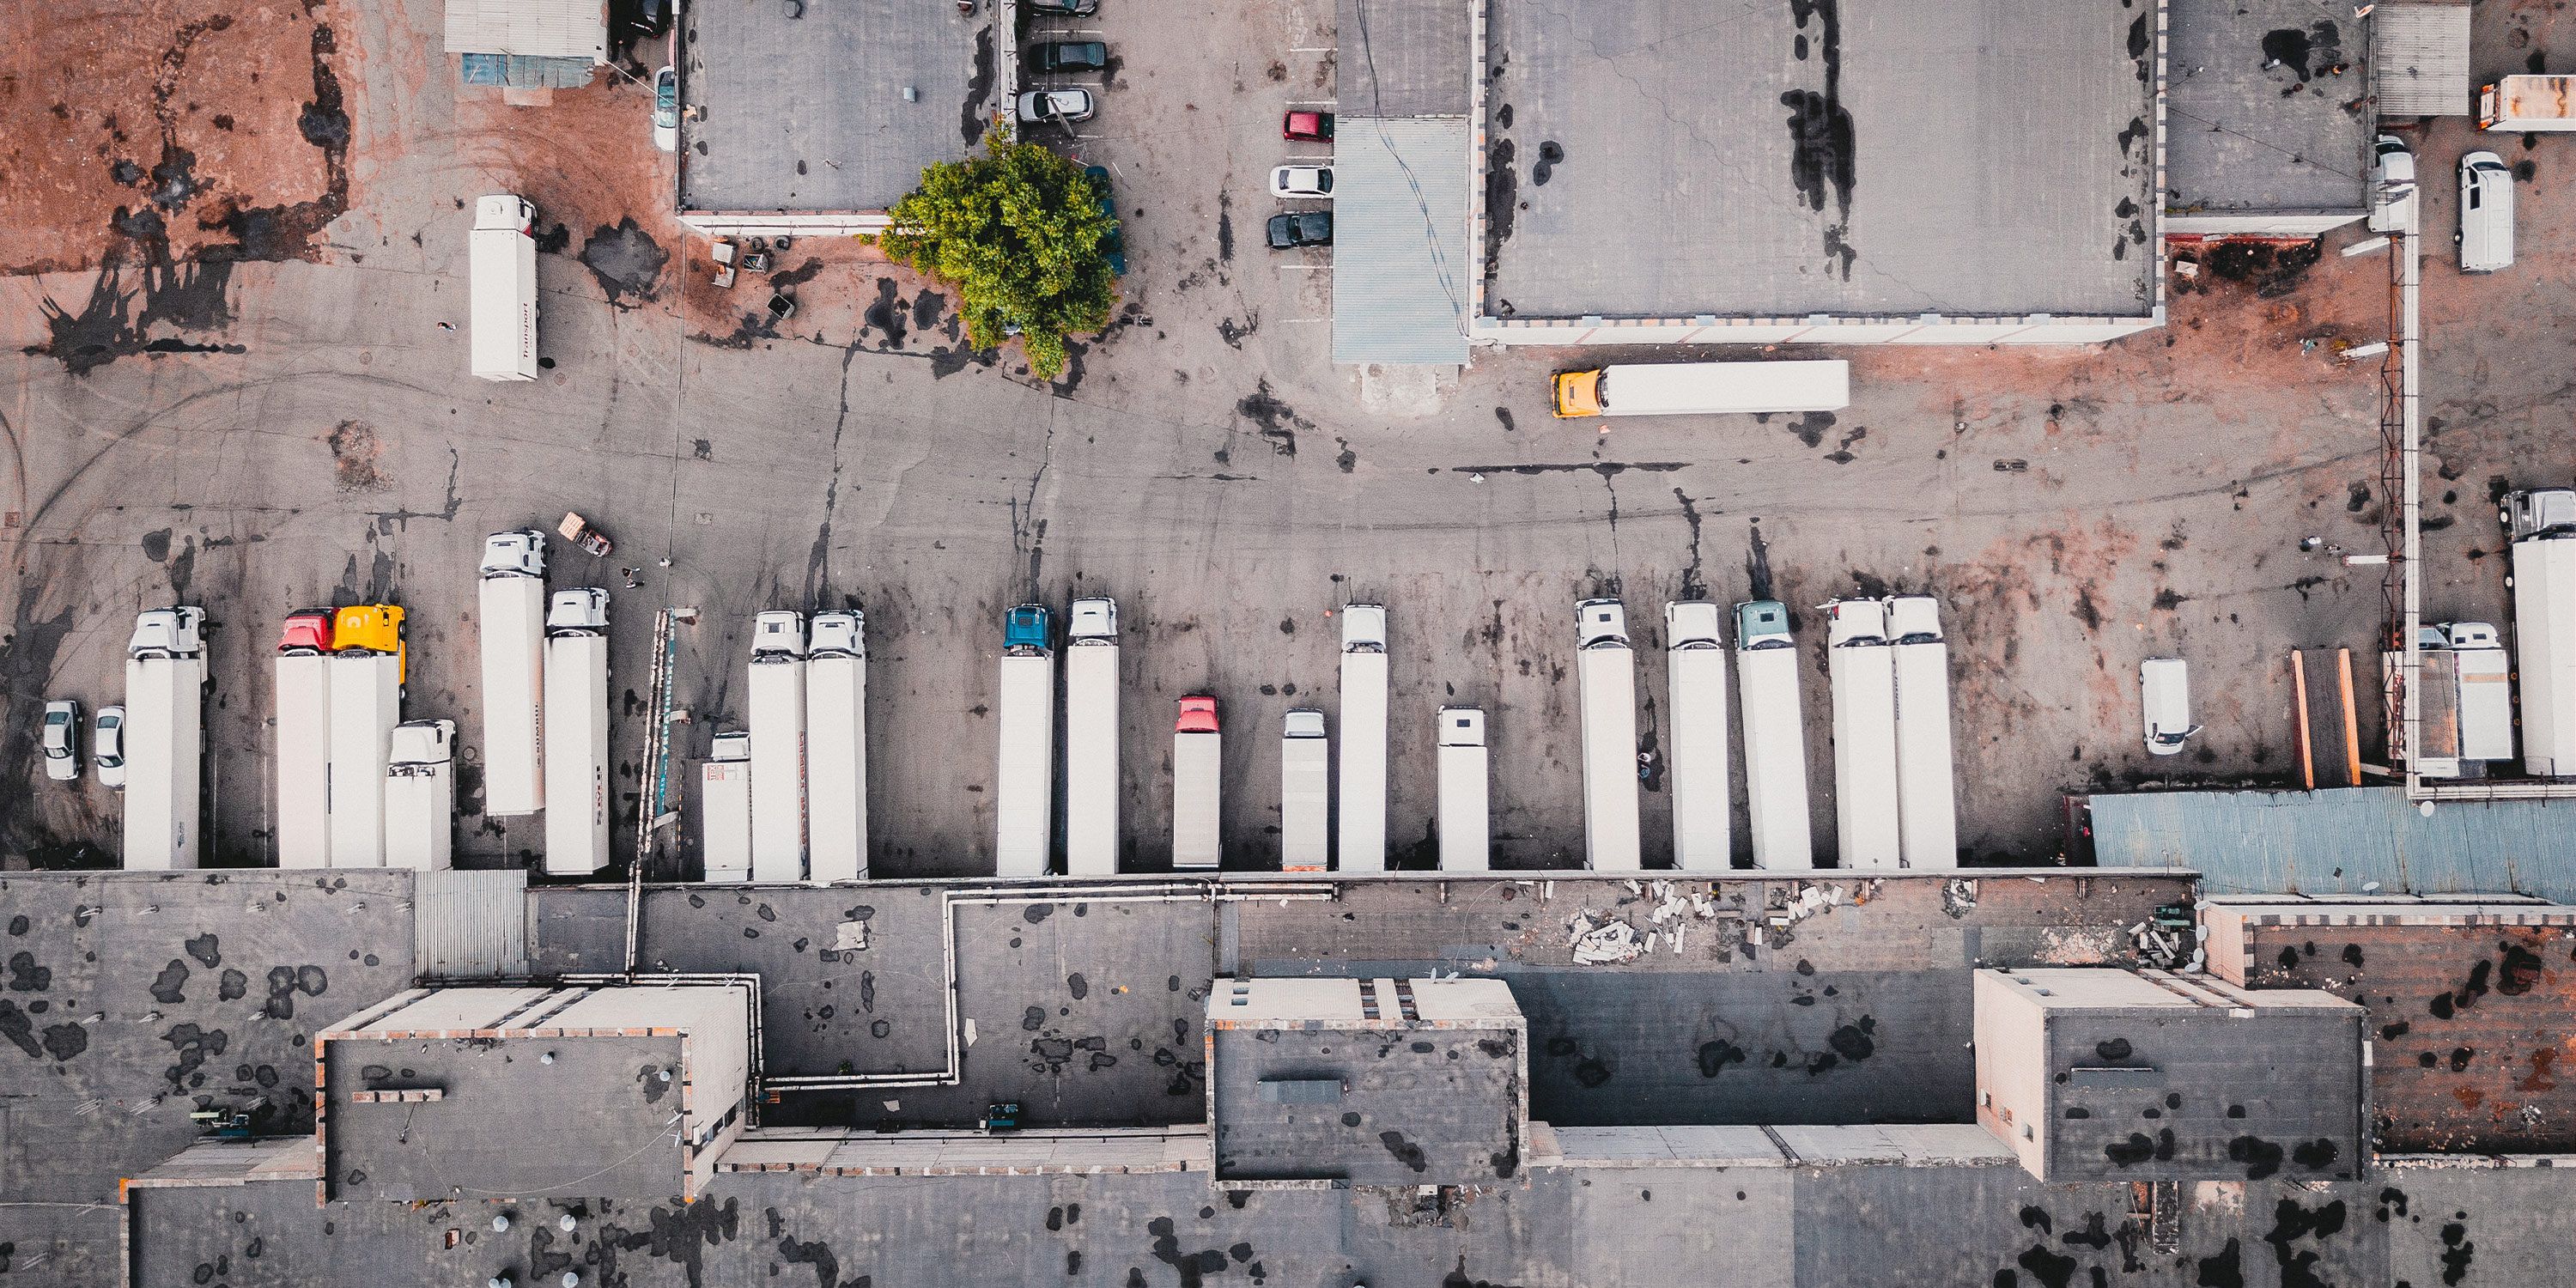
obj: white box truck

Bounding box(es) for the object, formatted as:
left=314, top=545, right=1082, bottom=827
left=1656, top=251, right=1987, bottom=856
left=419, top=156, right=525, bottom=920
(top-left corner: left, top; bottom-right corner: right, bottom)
left=124, top=608, right=206, bottom=870
left=1063, top=598, right=1121, bottom=876
left=1734, top=601, right=1814, bottom=869
left=1172, top=696, right=1222, bottom=870
left=543, top=588, right=611, bottom=875
left=700, top=730, right=753, bottom=883
left=1886, top=596, right=1958, bottom=869
left=1663, top=601, right=1732, bottom=872
left=806, top=611, right=866, bottom=884
left=2446, top=621, right=2518, bottom=764
left=326, top=652, right=401, bottom=868
left=384, top=719, right=455, bottom=872
left=2506, top=489, right=2576, bottom=775
left=1825, top=599, right=1902, bottom=869
left=995, top=604, right=1056, bottom=877
left=1336, top=605, right=1388, bottom=873
left=471, top=194, right=538, bottom=381
left=1437, top=706, right=1489, bottom=872
left=1281, top=709, right=1329, bottom=872
left=1552, top=360, right=1850, bottom=418
left=2480, top=76, right=2576, bottom=131
left=749, top=611, right=809, bottom=883
left=1574, top=598, right=1642, bottom=871
left=477, top=529, right=547, bottom=817
left=273, top=617, right=332, bottom=869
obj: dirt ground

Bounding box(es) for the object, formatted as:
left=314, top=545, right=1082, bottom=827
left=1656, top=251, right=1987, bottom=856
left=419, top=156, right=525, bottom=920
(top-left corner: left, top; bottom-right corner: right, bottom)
left=0, top=0, right=349, bottom=276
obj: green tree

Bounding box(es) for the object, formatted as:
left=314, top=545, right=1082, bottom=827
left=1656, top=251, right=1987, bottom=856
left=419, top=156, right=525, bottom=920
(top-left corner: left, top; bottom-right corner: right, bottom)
left=880, top=129, right=1118, bottom=379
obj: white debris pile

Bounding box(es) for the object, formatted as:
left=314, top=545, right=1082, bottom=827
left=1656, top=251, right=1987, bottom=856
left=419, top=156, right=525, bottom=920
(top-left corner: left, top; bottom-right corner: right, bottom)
left=1772, top=884, right=1850, bottom=924
left=1566, top=914, right=1646, bottom=964
left=2127, top=919, right=2204, bottom=973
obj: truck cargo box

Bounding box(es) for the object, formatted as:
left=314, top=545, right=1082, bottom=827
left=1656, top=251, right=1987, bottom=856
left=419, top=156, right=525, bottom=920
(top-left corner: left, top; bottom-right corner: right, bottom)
left=806, top=646, right=866, bottom=883
left=749, top=656, right=809, bottom=882
left=470, top=194, right=538, bottom=380
left=327, top=653, right=402, bottom=868
left=1172, top=697, right=1222, bottom=869
left=1336, top=605, right=1389, bottom=873
left=1735, top=601, right=1814, bottom=869
left=1664, top=602, right=1731, bottom=872
left=384, top=720, right=455, bottom=872
left=1280, top=710, right=1329, bottom=872
left=477, top=571, right=547, bottom=817
left=543, top=632, right=610, bottom=875
left=1575, top=599, right=1642, bottom=870
left=1063, top=606, right=1121, bottom=876
left=1437, top=706, right=1489, bottom=871
left=125, top=655, right=206, bottom=870
left=274, top=653, right=332, bottom=868
left=701, top=731, right=753, bottom=883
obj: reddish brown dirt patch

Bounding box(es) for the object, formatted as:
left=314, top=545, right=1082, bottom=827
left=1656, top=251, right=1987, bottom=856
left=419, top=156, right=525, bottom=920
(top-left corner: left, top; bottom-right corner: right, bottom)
left=0, top=0, right=350, bottom=276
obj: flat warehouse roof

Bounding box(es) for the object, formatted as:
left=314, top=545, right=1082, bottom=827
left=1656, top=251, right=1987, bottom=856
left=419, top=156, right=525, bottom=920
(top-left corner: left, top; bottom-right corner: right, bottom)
left=1483, top=0, right=2160, bottom=320
left=680, top=0, right=991, bottom=214
left=2165, top=0, right=2368, bottom=214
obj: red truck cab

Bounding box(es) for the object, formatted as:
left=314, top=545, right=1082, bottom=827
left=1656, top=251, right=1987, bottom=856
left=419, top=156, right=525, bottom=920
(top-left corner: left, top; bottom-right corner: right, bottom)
left=278, top=610, right=335, bottom=655
left=1176, top=696, right=1220, bottom=733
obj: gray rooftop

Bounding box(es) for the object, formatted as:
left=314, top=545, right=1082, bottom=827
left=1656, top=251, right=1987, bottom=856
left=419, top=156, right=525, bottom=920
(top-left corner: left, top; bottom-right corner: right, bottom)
left=2166, top=0, right=2371, bottom=215
left=1331, top=118, right=1473, bottom=364
left=677, top=0, right=992, bottom=213
left=1482, top=0, right=2159, bottom=320
left=1336, top=0, right=1472, bottom=117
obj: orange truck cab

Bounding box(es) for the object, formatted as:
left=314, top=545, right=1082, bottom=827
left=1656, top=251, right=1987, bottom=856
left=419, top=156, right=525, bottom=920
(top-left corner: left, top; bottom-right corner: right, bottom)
left=332, top=605, right=408, bottom=682
left=1552, top=368, right=1607, bottom=417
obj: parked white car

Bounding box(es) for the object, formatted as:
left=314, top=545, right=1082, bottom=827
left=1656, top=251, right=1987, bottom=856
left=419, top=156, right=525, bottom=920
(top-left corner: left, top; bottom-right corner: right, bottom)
left=41, top=699, right=79, bottom=781
left=653, top=66, right=678, bottom=153
left=1269, top=165, right=1334, bottom=198
left=94, top=705, right=126, bottom=790
left=2366, top=134, right=2415, bottom=234
left=1016, top=89, right=1095, bottom=124
left=2139, top=658, right=2202, bottom=756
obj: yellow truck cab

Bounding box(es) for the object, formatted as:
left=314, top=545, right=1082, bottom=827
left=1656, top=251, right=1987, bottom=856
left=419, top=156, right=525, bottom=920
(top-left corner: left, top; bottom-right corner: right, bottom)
left=333, top=605, right=408, bottom=682
left=1552, top=369, right=1607, bottom=417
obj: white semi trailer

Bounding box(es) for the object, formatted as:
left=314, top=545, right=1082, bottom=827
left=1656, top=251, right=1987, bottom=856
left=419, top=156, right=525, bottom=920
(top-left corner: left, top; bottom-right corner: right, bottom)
left=477, top=529, right=547, bottom=817
left=995, top=604, right=1056, bottom=877
left=2506, top=489, right=2576, bottom=775
left=1574, top=598, right=1642, bottom=871
left=543, top=588, right=611, bottom=875
left=700, top=730, right=753, bottom=883
left=1336, top=605, right=1389, bottom=873
left=1663, top=601, right=1732, bottom=872
left=1734, top=600, right=1814, bottom=869
left=1281, top=709, right=1329, bottom=872
left=470, top=194, right=538, bottom=381
left=805, top=611, right=866, bottom=884
left=749, top=611, right=810, bottom=883
left=1437, top=706, right=1489, bottom=871
left=125, top=608, right=206, bottom=870
left=1886, top=595, right=1958, bottom=869
left=274, top=621, right=332, bottom=869
left=1064, top=598, right=1121, bottom=876
left=2445, top=621, right=2518, bottom=764
left=1172, top=696, right=1222, bottom=870
left=1825, top=599, right=1901, bottom=869
left=384, top=719, right=455, bottom=872
left=326, top=652, right=401, bottom=868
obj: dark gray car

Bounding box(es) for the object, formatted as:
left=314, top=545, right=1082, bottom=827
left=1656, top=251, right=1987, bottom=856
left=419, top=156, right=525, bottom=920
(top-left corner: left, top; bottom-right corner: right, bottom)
left=1266, top=212, right=1332, bottom=249
left=1032, top=41, right=1108, bottom=72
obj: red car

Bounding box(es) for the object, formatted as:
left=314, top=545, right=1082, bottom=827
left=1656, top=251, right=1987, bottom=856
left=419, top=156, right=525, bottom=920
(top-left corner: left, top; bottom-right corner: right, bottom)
left=277, top=610, right=334, bottom=655
left=1281, top=111, right=1334, bottom=142
left=1176, top=696, right=1219, bottom=733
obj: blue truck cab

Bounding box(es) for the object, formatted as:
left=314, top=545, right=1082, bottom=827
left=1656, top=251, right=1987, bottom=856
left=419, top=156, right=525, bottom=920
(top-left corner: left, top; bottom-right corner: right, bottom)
left=1004, top=604, right=1053, bottom=653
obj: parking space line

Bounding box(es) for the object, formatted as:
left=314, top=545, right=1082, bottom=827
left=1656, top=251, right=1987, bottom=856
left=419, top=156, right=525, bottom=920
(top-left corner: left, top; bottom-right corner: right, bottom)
left=1291, top=46, right=1334, bottom=52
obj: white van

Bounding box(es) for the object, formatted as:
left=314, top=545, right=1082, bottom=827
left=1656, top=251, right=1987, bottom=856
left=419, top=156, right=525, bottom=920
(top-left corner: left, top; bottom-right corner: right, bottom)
left=2139, top=658, right=2202, bottom=756
left=2458, top=151, right=2514, bottom=273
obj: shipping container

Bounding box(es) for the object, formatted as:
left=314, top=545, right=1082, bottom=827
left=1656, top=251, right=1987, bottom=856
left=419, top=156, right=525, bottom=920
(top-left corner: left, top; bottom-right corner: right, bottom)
left=996, top=605, right=1056, bottom=877
left=326, top=652, right=402, bottom=867
left=1575, top=598, right=1642, bottom=870
left=477, top=529, right=547, bottom=816
left=701, top=731, right=753, bottom=883
left=1886, top=595, right=1957, bottom=868
left=1437, top=706, right=1489, bottom=871
left=384, top=720, right=455, bottom=872
left=1064, top=598, right=1121, bottom=876
left=1336, top=605, right=1388, bottom=872
left=1734, top=600, right=1814, bottom=869
left=1663, top=601, right=1732, bottom=872
left=806, top=610, right=866, bottom=884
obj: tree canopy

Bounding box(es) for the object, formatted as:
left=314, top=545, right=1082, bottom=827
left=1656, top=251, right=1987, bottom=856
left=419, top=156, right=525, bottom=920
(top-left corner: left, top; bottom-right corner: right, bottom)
left=879, top=130, right=1119, bottom=379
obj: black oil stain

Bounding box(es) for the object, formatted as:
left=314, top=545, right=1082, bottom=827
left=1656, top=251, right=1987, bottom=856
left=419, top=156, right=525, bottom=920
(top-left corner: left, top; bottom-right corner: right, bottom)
left=1236, top=380, right=1307, bottom=457
left=580, top=218, right=669, bottom=309
left=184, top=933, right=221, bottom=968
left=1779, top=0, right=1855, bottom=276
left=1378, top=1130, right=1429, bottom=1172
left=2228, top=1134, right=2285, bottom=1180
left=150, top=959, right=190, bottom=1004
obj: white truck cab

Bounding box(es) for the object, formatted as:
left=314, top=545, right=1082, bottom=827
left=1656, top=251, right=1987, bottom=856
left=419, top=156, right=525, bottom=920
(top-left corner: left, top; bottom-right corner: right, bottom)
left=811, top=609, right=864, bottom=658
left=480, top=528, right=547, bottom=578
left=546, top=588, right=610, bottom=633
left=129, top=607, right=205, bottom=659
left=752, top=610, right=808, bottom=658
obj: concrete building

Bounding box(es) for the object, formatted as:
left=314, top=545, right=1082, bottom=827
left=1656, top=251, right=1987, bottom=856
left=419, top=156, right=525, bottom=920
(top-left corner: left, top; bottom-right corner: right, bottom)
left=1206, top=976, right=1526, bottom=1184
left=443, top=0, right=608, bottom=91
left=1973, top=967, right=2366, bottom=1182
left=2163, top=0, right=2371, bottom=239
left=317, top=982, right=753, bottom=1201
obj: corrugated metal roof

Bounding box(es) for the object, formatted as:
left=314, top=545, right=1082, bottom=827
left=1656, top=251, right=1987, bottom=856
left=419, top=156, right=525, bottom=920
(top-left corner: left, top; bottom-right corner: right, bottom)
left=1336, top=0, right=1472, bottom=117
left=2372, top=4, right=2471, bottom=117
left=444, top=0, right=609, bottom=61
left=2089, top=786, right=2576, bottom=901
left=415, top=869, right=531, bottom=978
left=459, top=53, right=600, bottom=88
left=1331, top=118, right=1470, bottom=366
